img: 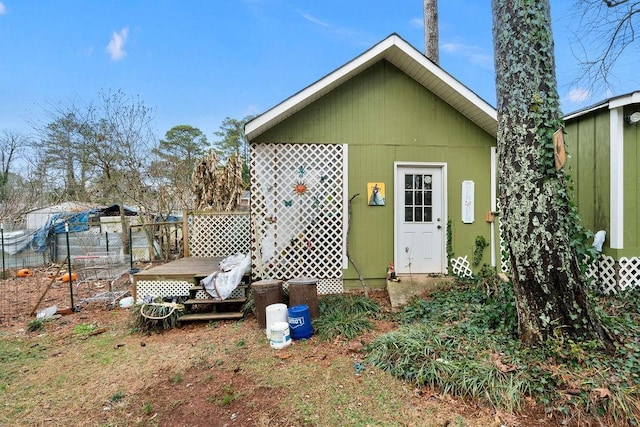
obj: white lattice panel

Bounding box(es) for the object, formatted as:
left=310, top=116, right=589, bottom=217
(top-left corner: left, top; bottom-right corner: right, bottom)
left=497, top=202, right=510, bottom=274
left=450, top=256, right=473, bottom=279
left=135, top=280, right=192, bottom=303
left=283, top=278, right=344, bottom=295
left=497, top=206, right=640, bottom=294
left=188, top=212, right=250, bottom=258
left=584, top=254, right=618, bottom=294
left=135, top=279, right=247, bottom=303
left=250, top=143, right=345, bottom=286
left=619, top=257, right=640, bottom=292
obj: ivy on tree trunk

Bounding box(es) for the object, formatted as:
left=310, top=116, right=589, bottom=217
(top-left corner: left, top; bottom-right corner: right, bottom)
left=491, top=0, right=612, bottom=348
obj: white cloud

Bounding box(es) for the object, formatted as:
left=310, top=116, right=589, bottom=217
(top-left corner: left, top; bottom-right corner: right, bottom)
left=409, top=18, right=423, bottom=29
left=567, top=87, right=591, bottom=103
left=106, top=27, right=129, bottom=60
left=441, top=41, right=493, bottom=69
left=0, top=2, right=6, bottom=15
left=300, top=12, right=329, bottom=27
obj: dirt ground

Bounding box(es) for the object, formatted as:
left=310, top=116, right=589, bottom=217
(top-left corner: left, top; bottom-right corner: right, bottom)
left=0, top=267, right=567, bottom=426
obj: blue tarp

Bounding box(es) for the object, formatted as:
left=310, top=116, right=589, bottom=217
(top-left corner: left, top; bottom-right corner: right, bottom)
left=31, top=209, right=101, bottom=252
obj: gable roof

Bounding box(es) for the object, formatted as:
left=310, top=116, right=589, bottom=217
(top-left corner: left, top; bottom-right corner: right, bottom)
left=245, top=33, right=497, bottom=141
left=564, top=90, right=640, bottom=120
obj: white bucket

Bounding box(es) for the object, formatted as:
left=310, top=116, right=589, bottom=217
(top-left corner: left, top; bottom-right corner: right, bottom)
left=118, top=296, right=134, bottom=308
left=269, top=321, right=291, bottom=349
left=265, top=303, right=288, bottom=336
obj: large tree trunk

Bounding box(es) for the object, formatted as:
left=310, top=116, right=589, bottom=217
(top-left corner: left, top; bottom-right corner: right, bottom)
left=424, top=0, right=439, bottom=63
left=492, top=0, right=612, bottom=348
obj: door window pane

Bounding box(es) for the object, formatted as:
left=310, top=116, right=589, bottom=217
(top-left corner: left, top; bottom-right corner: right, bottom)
left=424, top=191, right=432, bottom=205
left=404, top=191, right=413, bottom=205
left=404, top=173, right=434, bottom=223
left=405, top=174, right=414, bottom=189
left=415, top=207, right=423, bottom=222
left=404, top=207, right=413, bottom=222
left=424, top=207, right=432, bottom=222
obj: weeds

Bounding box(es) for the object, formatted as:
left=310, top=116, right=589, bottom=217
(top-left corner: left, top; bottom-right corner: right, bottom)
left=130, top=299, right=184, bottom=332
left=169, top=373, right=183, bottom=384
left=73, top=323, right=98, bottom=336
left=108, top=390, right=126, bottom=404
left=26, top=318, right=45, bottom=333
left=221, top=385, right=238, bottom=405
left=365, top=276, right=640, bottom=425
left=314, top=312, right=372, bottom=341
left=314, top=294, right=379, bottom=341
left=142, top=402, right=153, bottom=415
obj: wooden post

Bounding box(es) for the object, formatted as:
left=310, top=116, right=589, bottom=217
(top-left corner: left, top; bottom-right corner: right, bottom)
left=182, top=210, right=190, bottom=258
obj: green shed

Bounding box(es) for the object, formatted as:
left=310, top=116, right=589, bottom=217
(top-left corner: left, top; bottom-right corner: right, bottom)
left=564, top=90, right=640, bottom=293
left=245, top=34, right=498, bottom=293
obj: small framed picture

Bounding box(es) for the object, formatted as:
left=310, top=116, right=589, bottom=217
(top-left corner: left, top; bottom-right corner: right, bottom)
left=368, top=182, right=385, bottom=206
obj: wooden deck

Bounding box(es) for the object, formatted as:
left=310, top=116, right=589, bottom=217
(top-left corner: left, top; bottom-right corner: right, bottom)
left=134, top=257, right=224, bottom=282
left=132, top=257, right=248, bottom=322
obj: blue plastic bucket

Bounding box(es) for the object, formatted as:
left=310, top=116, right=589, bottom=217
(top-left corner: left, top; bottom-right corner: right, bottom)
left=287, top=304, right=313, bottom=340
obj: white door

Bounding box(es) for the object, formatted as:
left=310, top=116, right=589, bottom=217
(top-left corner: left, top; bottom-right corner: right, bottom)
left=395, top=165, right=445, bottom=274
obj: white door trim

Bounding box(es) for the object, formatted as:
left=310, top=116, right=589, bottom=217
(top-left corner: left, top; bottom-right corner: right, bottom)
left=393, top=162, right=448, bottom=274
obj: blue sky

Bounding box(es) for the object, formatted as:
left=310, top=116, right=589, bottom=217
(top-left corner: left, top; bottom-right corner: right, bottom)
left=1, top=1, right=638, bottom=140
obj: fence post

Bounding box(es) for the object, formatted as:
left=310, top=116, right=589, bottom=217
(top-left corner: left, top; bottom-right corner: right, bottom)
left=65, top=223, right=75, bottom=311
left=1, top=223, right=5, bottom=280
left=129, top=226, right=133, bottom=268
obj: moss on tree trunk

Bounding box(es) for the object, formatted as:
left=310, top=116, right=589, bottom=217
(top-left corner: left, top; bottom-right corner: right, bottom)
left=492, top=0, right=612, bottom=348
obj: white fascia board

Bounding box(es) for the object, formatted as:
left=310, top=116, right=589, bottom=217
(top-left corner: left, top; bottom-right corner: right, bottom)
left=609, top=91, right=640, bottom=109
left=564, top=103, right=609, bottom=121
left=610, top=107, right=624, bottom=249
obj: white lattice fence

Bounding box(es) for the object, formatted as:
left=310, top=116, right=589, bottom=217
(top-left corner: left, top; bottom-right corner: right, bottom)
left=619, top=257, right=640, bottom=292
left=500, top=231, right=640, bottom=295
left=250, top=143, right=345, bottom=294
left=450, top=255, right=473, bottom=279
left=188, top=212, right=250, bottom=258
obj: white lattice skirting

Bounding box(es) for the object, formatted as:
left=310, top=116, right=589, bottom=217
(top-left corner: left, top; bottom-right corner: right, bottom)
left=135, top=279, right=246, bottom=303
left=500, top=251, right=640, bottom=295
left=584, top=255, right=640, bottom=295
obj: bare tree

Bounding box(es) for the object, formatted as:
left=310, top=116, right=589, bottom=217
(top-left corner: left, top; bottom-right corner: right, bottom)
left=574, top=0, right=640, bottom=88
left=34, top=90, right=157, bottom=253
left=83, top=90, right=156, bottom=253
left=0, top=130, right=28, bottom=202
left=492, top=0, right=613, bottom=348
left=0, top=130, right=34, bottom=222
left=424, top=0, right=439, bottom=63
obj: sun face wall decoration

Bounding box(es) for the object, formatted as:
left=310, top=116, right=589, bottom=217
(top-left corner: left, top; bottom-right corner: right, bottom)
left=294, top=181, right=308, bottom=195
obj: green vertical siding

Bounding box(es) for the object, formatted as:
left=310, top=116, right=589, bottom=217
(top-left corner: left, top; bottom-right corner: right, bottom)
left=623, top=106, right=640, bottom=252
left=565, top=104, right=640, bottom=257
left=253, top=61, right=496, bottom=285
left=565, top=110, right=610, bottom=237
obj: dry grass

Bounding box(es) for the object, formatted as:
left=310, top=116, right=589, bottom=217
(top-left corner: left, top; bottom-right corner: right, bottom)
left=0, top=299, right=503, bottom=427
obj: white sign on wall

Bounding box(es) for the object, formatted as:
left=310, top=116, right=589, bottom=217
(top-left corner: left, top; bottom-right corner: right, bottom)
left=462, top=180, right=474, bottom=224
